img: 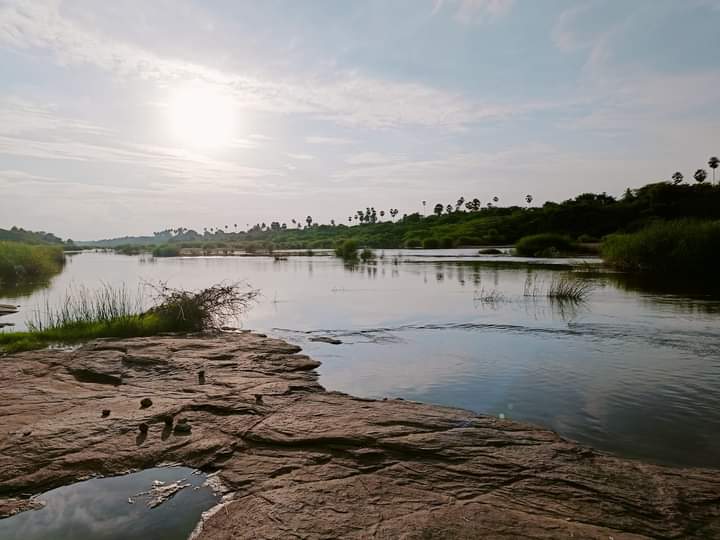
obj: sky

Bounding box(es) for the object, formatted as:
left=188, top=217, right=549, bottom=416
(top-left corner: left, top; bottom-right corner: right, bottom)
left=1, top=0, right=719, bottom=240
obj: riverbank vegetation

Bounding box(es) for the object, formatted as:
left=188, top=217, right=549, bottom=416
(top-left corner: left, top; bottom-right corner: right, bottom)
left=602, top=220, right=720, bottom=276
left=0, top=242, right=66, bottom=286
left=78, top=180, right=720, bottom=254
left=0, top=283, right=258, bottom=353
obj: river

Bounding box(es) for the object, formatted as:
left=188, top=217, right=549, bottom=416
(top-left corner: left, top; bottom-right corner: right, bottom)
left=2, top=250, right=719, bottom=469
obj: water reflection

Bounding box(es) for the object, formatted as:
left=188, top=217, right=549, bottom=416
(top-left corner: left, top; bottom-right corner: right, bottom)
left=0, top=467, right=217, bottom=540
left=2, top=251, right=720, bottom=468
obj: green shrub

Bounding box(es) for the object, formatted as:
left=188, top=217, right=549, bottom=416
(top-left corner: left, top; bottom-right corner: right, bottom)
left=439, top=237, right=454, bottom=249
left=578, top=234, right=599, bottom=243
left=335, top=239, right=359, bottom=259
left=423, top=238, right=440, bottom=249
left=0, top=242, right=65, bottom=284
left=404, top=238, right=421, bottom=248
left=515, top=234, right=576, bottom=257
left=152, top=245, right=181, bottom=257
left=360, top=248, right=375, bottom=261
left=602, top=219, right=720, bottom=275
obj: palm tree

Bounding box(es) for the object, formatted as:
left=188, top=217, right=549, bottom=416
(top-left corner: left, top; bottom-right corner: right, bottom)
left=709, top=157, right=719, bottom=184
left=330, top=219, right=335, bottom=226
left=305, top=216, right=313, bottom=228
left=422, top=200, right=427, bottom=215
left=433, top=203, right=443, bottom=216
left=671, top=171, right=684, bottom=185
left=379, top=210, right=385, bottom=220
left=445, top=204, right=453, bottom=214
left=525, top=194, right=533, bottom=207
left=456, top=197, right=465, bottom=212
left=493, top=196, right=499, bottom=203
left=694, top=169, right=708, bottom=184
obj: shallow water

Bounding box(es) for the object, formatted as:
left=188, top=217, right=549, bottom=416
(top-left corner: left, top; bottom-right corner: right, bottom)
left=2, top=250, right=720, bottom=468
left=0, top=467, right=217, bottom=540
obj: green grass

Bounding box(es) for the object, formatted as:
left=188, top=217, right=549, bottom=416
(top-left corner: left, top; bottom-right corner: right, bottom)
left=0, top=242, right=65, bottom=285
left=0, top=283, right=258, bottom=354
left=602, top=219, right=720, bottom=276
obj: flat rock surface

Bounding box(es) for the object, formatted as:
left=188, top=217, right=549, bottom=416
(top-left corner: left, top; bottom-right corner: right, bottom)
left=1, top=333, right=719, bottom=539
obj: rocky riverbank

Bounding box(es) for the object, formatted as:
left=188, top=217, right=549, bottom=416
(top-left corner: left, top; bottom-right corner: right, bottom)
left=1, top=332, right=719, bottom=538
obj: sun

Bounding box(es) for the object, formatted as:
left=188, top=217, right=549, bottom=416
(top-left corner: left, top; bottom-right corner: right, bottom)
left=166, top=82, right=236, bottom=149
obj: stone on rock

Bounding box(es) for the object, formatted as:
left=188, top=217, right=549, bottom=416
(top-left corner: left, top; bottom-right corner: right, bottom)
left=140, top=398, right=153, bottom=409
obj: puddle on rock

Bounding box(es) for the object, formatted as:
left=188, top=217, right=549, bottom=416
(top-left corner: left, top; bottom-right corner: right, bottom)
left=0, top=466, right=219, bottom=540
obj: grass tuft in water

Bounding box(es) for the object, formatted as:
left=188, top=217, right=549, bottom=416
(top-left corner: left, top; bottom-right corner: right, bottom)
left=547, top=276, right=594, bottom=301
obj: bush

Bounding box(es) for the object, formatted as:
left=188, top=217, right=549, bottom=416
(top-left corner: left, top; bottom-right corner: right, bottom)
left=602, top=219, right=720, bottom=275
left=515, top=234, right=576, bottom=257
left=439, top=237, right=454, bottom=249
left=335, top=239, right=359, bottom=259
left=0, top=242, right=65, bottom=284
left=404, top=238, right=421, bottom=248
left=360, top=248, right=375, bottom=261
left=423, top=238, right=440, bottom=249
left=578, top=234, right=599, bottom=243
left=152, top=245, right=181, bottom=257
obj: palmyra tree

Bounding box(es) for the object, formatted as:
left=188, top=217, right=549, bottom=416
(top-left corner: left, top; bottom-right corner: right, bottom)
left=709, top=157, right=719, bottom=184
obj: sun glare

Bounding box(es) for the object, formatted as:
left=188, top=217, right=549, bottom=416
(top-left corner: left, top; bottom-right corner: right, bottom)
left=166, top=82, right=236, bottom=149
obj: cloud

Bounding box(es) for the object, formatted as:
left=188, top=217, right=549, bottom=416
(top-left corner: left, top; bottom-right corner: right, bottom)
left=286, top=153, right=314, bottom=160
left=0, top=0, right=536, bottom=130
left=433, top=0, right=514, bottom=23
left=305, top=136, right=354, bottom=145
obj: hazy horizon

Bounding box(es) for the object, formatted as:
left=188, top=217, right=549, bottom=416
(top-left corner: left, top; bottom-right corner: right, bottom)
left=1, top=0, right=719, bottom=240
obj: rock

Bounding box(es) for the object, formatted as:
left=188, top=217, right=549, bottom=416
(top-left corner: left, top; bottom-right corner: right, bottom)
left=140, top=398, right=153, bottom=409
left=161, top=415, right=173, bottom=427
left=0, top=333, right=719, bottom=539
left=254, top=394, right=263, bottom=404
left=101, top=409, right=110, bottom=418
left=309, top=336, right=342, bottom=345
left=198, top=370, right=206, bottom=385
left=138, top=422, right=149, bottom=434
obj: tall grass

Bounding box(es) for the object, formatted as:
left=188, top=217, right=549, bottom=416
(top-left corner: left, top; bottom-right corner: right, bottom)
left=602, top=219, right=720, bottom=276
left=0, top=242, right=65, bottom=285
left=0, top=283, right=259, bottom=353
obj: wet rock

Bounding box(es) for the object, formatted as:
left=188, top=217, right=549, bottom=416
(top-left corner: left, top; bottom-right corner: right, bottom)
left=309, top=336, right=342, bottom=345
left=140, top=398, right=153, bottom=409
left=198, top=370, right=206, bottom=384
left=101, top=409, right=110, bottom=418
left=138, top=422, right=149, bottom=434
left=0, top=333, right=718, bottom=539
left=254, top=394, right=263, bottom=404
